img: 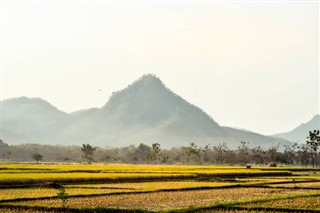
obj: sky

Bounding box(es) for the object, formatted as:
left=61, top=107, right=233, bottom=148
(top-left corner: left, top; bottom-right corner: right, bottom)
left=1, top=0, right=319, bottom=135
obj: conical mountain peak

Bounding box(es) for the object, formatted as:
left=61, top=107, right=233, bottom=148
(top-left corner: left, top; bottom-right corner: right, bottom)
left=98, top=74, right=225, bottom=142
left=2, top=75, right=290, bottom=148
left=136, top=74, right=162, bottom=85
left=105, top=74, right=169, bottom=108
left=128, top=74, right=165, bottom=91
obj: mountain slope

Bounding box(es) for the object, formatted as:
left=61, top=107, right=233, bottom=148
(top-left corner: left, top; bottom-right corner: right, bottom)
left=272, top=115, right=320, bottom=143
left=100, top=75, right=226, bottom=135
left=60, top=74, right=230, bottom=147
left=1, top=97, right=68, bottom=144
left=1, top=74, right=291, bottom=148
left=224, top=127, right=290, bottom=148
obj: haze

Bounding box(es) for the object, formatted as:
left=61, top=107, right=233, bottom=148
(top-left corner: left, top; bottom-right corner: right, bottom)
left=1, top=0, right=319, bottom=135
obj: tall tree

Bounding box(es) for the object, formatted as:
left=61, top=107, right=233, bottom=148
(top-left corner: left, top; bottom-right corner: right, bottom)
left=185, top=142, right=200, bottom=163
left=31, top=153, right=43, bottom=164
left=266, top=144, right=280, bottom=163
left=134, top=143, right=152, bottom=163
left=201, top=144, right=213, bottom=164
left=237, top=141, right=250, bottom=165
left=297, top=144, right=311, bottom=166
left=306, top=130, right=320, bottom=167
left=283, top=143, right=298, bottom=165
left=81, top=144, right=96, bottom=164
left=251, top=146, right=266, bottom=164
left=151, top=143, right=161, bottom=163
left=212, top=143, right=228, bottom=164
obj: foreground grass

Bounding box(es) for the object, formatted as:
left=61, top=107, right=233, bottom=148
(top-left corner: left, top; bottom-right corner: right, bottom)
left=0, top=181, right=239, bottom=201
left=0, top=188, right=132, bottom=201
left=5, top=188, right=315, bottom=211
left=240, top=195, right=320, bottom=210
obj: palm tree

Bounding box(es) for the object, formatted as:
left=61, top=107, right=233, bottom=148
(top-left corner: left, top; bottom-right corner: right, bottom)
left=81, top=144, right=96, bottom=164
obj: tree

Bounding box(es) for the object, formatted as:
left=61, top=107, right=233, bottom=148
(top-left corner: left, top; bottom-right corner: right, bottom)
left=266, top=144, right=280, bottom=163
left=0, top=139, right=10, bottom=161
left=212, top=143, right=228, bottom=164
left=250, top=146, right=266, bottom=165
left=81, top=144, right=96, bottom=164
left=297, top=144, right=311, bottom=166
left=185, top=142, right=200, bottom=163
left=134, top=143, right=151, bottom=163
left=306, top=130, right=320, bottom=167
left=201, top=144, right=213, bottom=164
left=283, top=143, right=298, bottom=165
left=151, top=143, right=161, bottom=163
left=237, top=141, right=250, bottom=165
left=31, top=153, right=43, bottom=164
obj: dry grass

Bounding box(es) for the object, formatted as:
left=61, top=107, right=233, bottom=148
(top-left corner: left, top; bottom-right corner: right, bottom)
left=68, top=181, right=236, bottom=190
left=0, top=187, right=131, bottom=200
left=0, top=208, right=62, bottom=213
left=242, top=195, right=320, bottom=210
left=268, top=181, right=320, bottom=188
left=197, top=210, right=286, bottom=213
left=7, top=188, right=315, bottom=211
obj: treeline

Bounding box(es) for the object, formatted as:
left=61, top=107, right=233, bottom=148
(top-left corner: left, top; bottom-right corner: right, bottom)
left=0, top=130, right=319, bottom=167
left=90, top=140, right=318, bottom=166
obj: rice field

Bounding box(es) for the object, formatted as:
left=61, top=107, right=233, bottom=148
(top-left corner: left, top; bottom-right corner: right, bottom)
left=268, top=181, right=320, bottom=188
left=240, top=195, right=320, bottom=210
left=0, top=187, right=132, bottom=200
left=8, top=188, right=316, bottom=211
left=0, top=163, right=320, bottom=212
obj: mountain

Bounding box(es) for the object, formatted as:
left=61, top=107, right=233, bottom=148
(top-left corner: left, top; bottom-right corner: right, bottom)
left=58, top=74, right=230, bottom=147
left=272, top=115, right=320, bottom=143
left=1, top=97, right=68, bottom=144
left=1, top=74, right=290, bottom=148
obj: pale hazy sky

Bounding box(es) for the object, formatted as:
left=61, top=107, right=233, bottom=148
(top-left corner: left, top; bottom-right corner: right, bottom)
left=1, top=0, right=319, bottom=135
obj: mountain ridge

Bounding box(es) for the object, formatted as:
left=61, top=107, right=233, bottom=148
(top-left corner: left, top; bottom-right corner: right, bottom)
left=1, top=74, right=292, bottom=148
left=272, top=114, right=320, bottom=143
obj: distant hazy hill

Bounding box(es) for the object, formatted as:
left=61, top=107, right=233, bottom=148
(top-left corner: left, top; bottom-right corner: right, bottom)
left=1, top=97, right=69, bottom=144
left=272, top=115, right=320, bottom=143
left=1, top=74, right=290, bottom=148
